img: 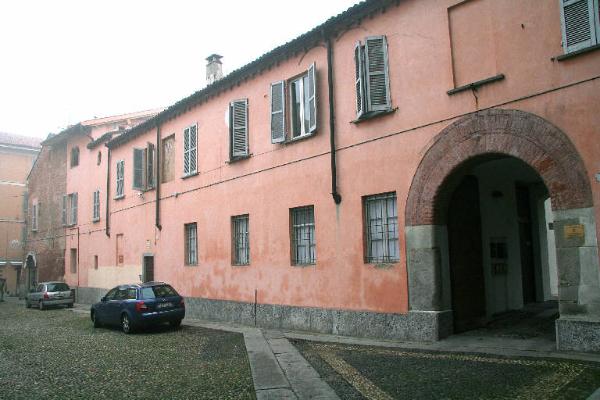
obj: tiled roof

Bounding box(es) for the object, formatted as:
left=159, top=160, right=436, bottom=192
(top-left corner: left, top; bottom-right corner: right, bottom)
left=81, top=108, right=164, bottom=127
left=107, top=0, right=393, bottom=149
left=0, top=132, right=42, bottom=149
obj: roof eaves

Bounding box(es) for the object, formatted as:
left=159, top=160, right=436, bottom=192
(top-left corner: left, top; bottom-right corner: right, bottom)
left=41, top=123, right=92, bottom=146
left=107, top=0, right=392, bottom=149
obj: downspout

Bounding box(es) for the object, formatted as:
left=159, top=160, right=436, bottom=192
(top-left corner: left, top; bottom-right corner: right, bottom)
left=325, top=32, right=342, bottom=204
left=105, top=146, right=111, bottom=237
left=155, top=123, right=162, bottom=230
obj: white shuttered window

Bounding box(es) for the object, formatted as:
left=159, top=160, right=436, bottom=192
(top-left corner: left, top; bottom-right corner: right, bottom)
left=183, top=124, right=197, bottom=176
left=560, top=0, right=600, bottom=53
left=92, top=190, right=100, bottom=222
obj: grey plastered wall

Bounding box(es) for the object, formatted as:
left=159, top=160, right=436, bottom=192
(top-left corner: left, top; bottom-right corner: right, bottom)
left=553, top=207, right=600, bottom=351
left=405, top=225, right=452, bottom=313
left=185, top=296, right=453, bottom=341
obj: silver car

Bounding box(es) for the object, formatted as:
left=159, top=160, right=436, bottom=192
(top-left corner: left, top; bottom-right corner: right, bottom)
left=26, top=282, right=74, bottom=310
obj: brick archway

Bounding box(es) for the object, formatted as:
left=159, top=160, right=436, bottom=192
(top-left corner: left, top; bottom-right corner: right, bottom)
left=406, top=109, right=593, bottom=226
left=403, top=109, right=599, bottom=351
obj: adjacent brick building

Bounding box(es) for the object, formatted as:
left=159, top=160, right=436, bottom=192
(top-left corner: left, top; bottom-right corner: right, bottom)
left=0, top=132, right=40, bottom=295
left=30, top=0, right=600, bottom=352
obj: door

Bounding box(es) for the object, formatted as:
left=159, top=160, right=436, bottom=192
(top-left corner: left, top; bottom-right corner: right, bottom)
left=516, top=185, right=536, bottom=304
left=143, top=256, right=154, bottom=283
left=448, top=175, right=487, bottom=332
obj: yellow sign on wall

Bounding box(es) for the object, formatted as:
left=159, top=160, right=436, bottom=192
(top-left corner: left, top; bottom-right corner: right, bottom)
left=564, top=224, right=585, bottom=240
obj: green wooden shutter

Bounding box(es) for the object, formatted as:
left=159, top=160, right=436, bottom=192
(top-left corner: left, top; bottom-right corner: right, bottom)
left=189, top=125, right=197, bottom=174
left=364, top=35, right=391, bottom=112
left=560, top=0, right=598, bottom=52
left=270, top=81, right=286, bottom=143
left=307, top=63, right=317, bottom=133
left=133, top=148, right=144, bottom=189
left=230, top=99, right=249, bottom=157
left=354, top=41, right=366, bottom=118
left=183, top=127, right=190, bottom=174
left=147, top=143, right=155, bottom=188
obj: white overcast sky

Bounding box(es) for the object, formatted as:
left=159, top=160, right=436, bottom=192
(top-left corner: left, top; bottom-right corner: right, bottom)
left=0, top=0, right=359, bottom=139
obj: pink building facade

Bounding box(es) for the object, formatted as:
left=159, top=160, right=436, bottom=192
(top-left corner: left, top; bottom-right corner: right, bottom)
left=52, top=0, right=599, bottom=351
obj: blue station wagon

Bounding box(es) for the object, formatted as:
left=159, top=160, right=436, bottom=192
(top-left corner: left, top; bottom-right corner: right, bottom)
left=90, top=282, right=185, bottom=333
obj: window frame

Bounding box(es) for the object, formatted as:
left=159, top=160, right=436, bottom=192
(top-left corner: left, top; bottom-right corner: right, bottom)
left=231, top=214, right=250, bottom=266
left=183, top=124, right=198, bottom=177
left=70, top=146, right=79, bottom=168
left=270, top=63, right=317, bottom=144
left=92, top=189, right=100, bottom=222
left=115, top=160, right=125, bottom=199
left=229, top=99, right=249, bottom=160
left=363, top=192, right=399, bottom=264
left=133, top=143, right=156, bottom=191
left=560, top=0, right=600, bottom=53
left=31, top=202, right=39, bottom=232
left=184, top=222, right=198, bottom=266
left=354, top=35, right=392, bottom=120
left=290, top=205, right=316, bottom=266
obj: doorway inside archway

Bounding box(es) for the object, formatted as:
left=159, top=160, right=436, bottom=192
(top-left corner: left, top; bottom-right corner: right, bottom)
left=444, top=155, right=558, bottom=339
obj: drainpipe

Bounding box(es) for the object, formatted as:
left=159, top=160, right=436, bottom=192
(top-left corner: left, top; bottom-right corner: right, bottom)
left=155, top=123, right=162, bottom=230
left=325, top=32, right=342, bottom=204
left=105, top=146, right=111, bottom=237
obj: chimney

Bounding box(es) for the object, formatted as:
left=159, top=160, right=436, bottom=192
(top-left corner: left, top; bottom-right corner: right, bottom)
left=206, top=54, right=223, bottom=85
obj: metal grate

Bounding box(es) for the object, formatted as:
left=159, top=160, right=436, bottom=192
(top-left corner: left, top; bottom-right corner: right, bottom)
left=291, top=206, right=316, bottom=265
left=185, top=223, right=197, bottom=265
left=364, top=193, right=399, bottom=263
left=232, top=215, right=250, bottom=265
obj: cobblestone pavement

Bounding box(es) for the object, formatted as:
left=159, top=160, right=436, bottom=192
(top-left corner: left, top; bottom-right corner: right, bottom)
left=292, top=340, right=600, bottom=400
left=0, top=299, right=255, bottom=400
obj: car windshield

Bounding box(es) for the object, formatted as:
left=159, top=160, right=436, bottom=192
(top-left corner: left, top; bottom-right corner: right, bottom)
left=140, top=285, right=179, bottom=299
left=46, top=283, right=70, bottom=292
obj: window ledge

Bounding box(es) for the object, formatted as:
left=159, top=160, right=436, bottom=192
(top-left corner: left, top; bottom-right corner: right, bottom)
left=181, top=172, right=199, bottom=180
left=291, top=263, right=316, bottom=268
left=554, top=44, right=600, bottom=61
left=232, top=263, right=250, bottom=268
left=92, top=219, right=100, bottom=223
left=284, top=132, right=316, bottom=144
left=351, top=107, right=397, bottom=124
left=114, top=195, right=125, bottom=200
left=227, top=154, right=253, bottom=164
left=366, top=262, right=398, bottom=269
left=184, top=264, right=198, bottom=267
left=447, top=74, right=505, bottom=95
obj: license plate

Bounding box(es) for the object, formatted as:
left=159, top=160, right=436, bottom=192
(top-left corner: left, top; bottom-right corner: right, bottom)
left=157, top=302, right=172, bottom=309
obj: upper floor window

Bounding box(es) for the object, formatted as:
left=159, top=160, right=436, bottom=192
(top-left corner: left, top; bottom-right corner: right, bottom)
left=115, top=160, right=125, bottom=199
left=161, top=135, right=175, bottom=183
left=133, top=143, right=155, bottom=191
left=363, top=192, right=399, bottom=264
left=183, top=124, right=197, bottom=176
left=62, top=193, right=78, bottom=226
left=229, top=99, right=249, bottom=160
left=70, top=147, right=79, bottom=168
left=92, top=190, right=100, bottom=222
left=354, top=36, right=391, bottom=119
left=560, top=0, right=600, bottom=53
left=270, top=63, right=317, bottom=143
left=31, top=202, right=39, bottom=232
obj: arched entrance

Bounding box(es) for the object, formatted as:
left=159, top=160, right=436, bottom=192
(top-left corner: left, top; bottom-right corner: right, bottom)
left=405, top=109, right=600, bottom=352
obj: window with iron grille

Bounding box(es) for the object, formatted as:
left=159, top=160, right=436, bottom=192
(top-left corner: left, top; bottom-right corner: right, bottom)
left=92, top=190, right=100, bottom=222
left=560, top=0, right=600, bottom=53
left=290, top=206, right=316, bottom=265
left=232, top=215, right=249, bottom=265
left=115, top=160, right=125, bottom=198
left=184, top=223, right=197, bottom=266
left=364, top=193, right=399, bottom=263
left=183, top=124, right=197, bottom=176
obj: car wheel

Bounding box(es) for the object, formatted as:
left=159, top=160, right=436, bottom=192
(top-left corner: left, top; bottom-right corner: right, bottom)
left=91, top=311, right=101, bottom=328
left=170, top=319, right=182, bottom=329
left=121, top=313, right=133, bottom=334
left=39, top=301, right=44, bottom=311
